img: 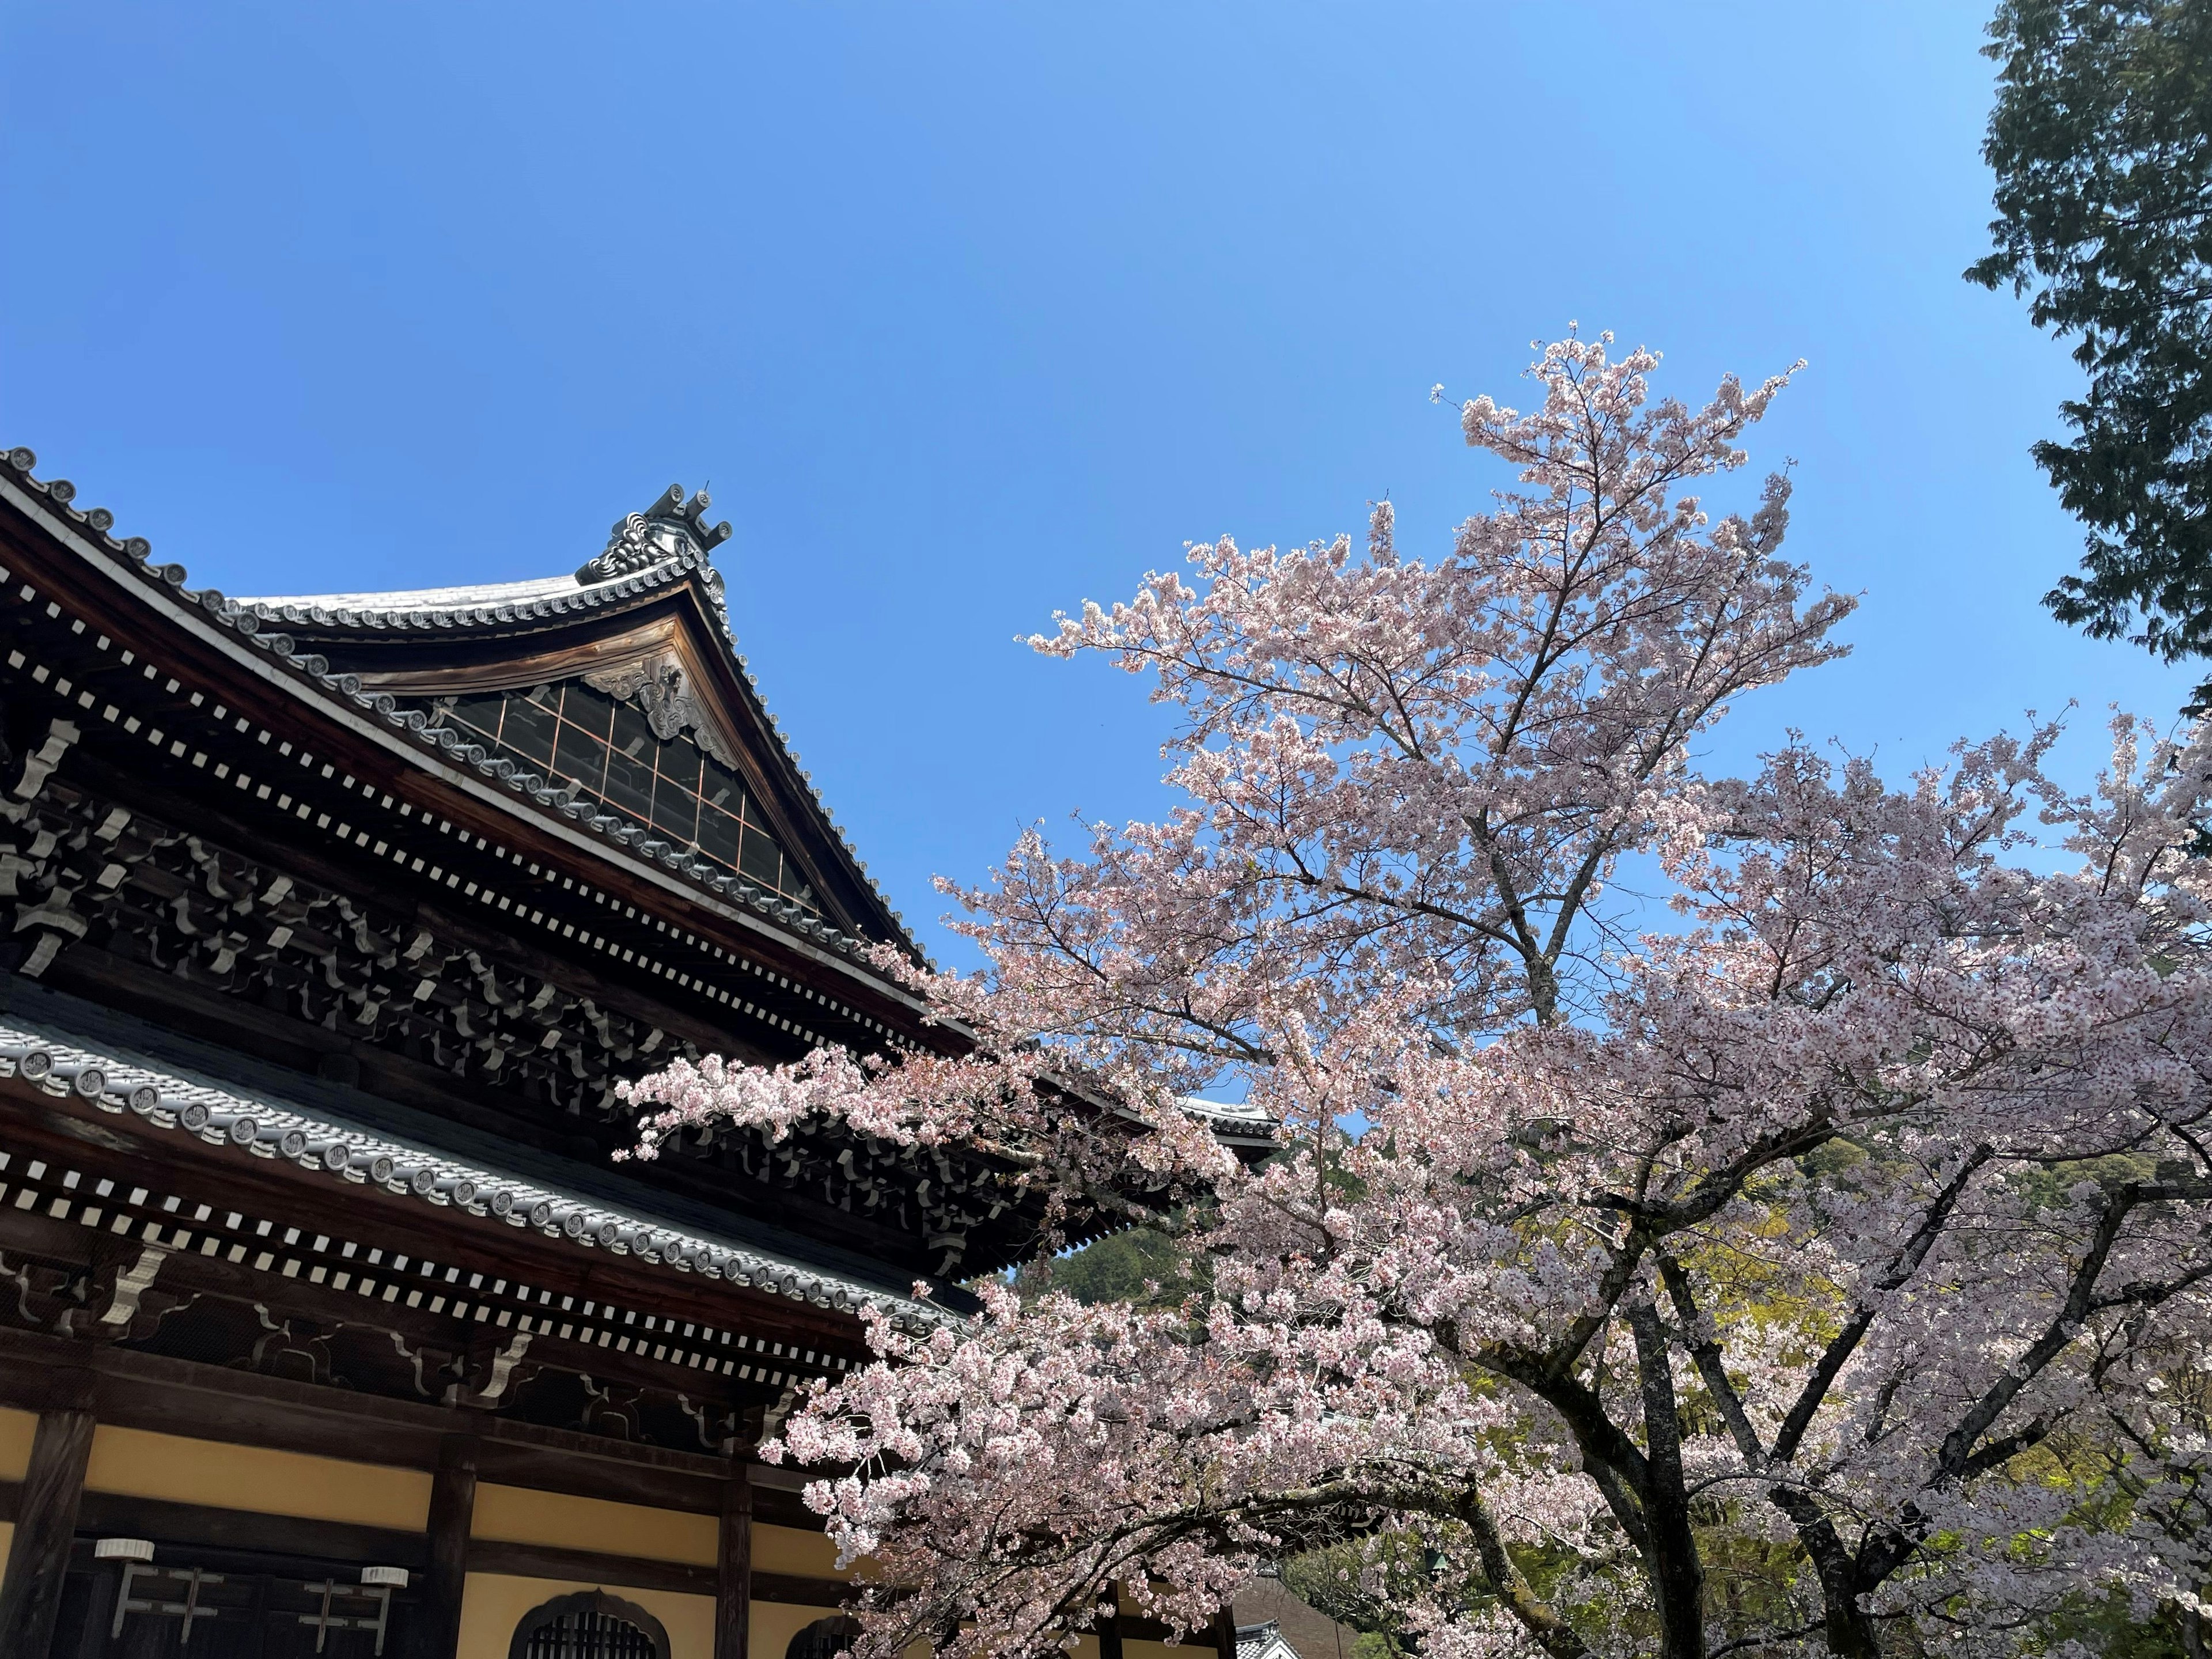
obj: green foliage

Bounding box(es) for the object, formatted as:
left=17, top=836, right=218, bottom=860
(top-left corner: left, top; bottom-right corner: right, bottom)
left=2021, top=1149, right=2161, bottom=1210
left=1013, top=1225, right=1195, bottom=1308
left=1969, top=1, right=2212, bottom=701
left=1279, top=1537, right=1431, bottom=1643
left=2036, top=1589, right=2195, bottom=1656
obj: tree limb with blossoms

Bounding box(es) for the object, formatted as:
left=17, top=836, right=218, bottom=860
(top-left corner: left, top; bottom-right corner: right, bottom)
left=623, top=332, right=2212, bottom=1659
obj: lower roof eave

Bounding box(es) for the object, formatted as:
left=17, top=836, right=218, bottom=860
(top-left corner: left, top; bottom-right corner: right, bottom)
left=0, top=1007, right=953, bottom=1333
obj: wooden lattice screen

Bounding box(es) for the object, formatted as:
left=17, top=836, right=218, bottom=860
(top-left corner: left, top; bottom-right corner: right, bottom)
left=520, top=1605, right=661, bottom=1659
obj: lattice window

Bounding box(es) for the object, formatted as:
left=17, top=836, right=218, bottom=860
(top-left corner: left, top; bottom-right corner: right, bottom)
left=787, top=1615, right=862, bottom=1659
left=510, top=1592, right=670, bottom=1659
left=426, top=681, right=817, bottom=914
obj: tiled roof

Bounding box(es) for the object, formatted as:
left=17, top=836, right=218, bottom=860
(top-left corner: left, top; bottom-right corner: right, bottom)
left=0, top=449, right=922, bottom=964
left=1233, top=1577, right=1361, bottom=1659
left=0, top=1004, right=942, bottom=1330
left=1181, top=1094, right=1274, bottom=1130
left=240, top=555, right=711, bottom=633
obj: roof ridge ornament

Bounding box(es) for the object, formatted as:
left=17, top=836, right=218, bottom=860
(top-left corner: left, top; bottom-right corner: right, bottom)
left=574, top=483, right=732, bottom=586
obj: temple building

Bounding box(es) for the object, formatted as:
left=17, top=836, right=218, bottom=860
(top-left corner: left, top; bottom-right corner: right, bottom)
left=0, top=450, right=1268, bottom=1659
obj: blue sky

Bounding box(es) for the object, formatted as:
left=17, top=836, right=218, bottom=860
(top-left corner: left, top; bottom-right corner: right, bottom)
left=3, top=2, right=2188, bottom=963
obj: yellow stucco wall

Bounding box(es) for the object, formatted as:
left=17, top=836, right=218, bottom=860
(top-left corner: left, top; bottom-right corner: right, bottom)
left=0, top=1410, right=29, bottom=1603
left=0, top=1407, right=36, bottom=1480
left=82, top=1426, right=433, bottom=1530
left=471, top=1482, right=720, bottom=1566
left=457, top=1571, right=716, bottom=1659
left=752, top=1521, right=844, bottom=1579
left=0, top=1421, right=862, bottom=1652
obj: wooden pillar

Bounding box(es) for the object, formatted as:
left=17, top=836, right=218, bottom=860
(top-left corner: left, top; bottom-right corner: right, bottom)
left=0, top=1408, right=96, bottom=1659
left=411, top=1433, right=478, bottom=1659
left=717, top=1461, right=753, bottom=1659
left=1213, top=1603, right=1239, bottom=1659
left=1097, top=1585, right=1125, bottom=1659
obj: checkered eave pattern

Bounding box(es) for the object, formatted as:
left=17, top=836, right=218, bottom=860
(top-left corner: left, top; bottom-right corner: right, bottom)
left=0, top=1020, right=939, bottom=1330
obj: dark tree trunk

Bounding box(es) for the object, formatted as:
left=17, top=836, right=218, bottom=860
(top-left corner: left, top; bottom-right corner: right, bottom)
left=1628, top=1301, right=1707, bottom=1659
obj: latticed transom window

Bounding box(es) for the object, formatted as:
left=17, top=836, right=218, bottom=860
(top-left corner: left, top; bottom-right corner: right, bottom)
left=424, top=681, right=818, bottom=914
left=787, top=1616, right=862, bottom=1659
left=512, top=1595, right=669, bottom=1659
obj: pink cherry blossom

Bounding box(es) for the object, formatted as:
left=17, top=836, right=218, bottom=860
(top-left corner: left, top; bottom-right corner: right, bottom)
left=625, top=333, right=2212, bottom=1659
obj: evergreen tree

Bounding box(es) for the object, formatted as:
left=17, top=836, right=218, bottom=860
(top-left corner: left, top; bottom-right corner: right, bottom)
left=1969, top=1, right=2212, bottom=701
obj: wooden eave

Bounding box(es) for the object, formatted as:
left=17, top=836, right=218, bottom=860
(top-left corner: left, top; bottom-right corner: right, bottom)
left=0, top=466, right=942, bottom=1052
left=0, top=454, right=1079, bottom=1284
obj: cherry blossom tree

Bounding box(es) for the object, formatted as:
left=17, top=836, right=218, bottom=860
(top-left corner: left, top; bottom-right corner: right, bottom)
left=624, top=334, right=2212, bottom=1658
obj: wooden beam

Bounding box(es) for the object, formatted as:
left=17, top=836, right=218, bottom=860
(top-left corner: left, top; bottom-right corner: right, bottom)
left=0, top=1323, right=734, bottom=1515
left=0, top=1408, right=95, bottom=1657
left=415, top=1434, right=477, bottom=1659
left=750, top=1571, right=849, bottom=1609
left=10, top=1478, right=765, bottom=1603
left=1214, top=1604, right=1240, bottom=1659
left=1099, top=1588, right=1126, bottom=1659
left=70, top=1488, right=429, bottom=1570
left=718, top=1461, right=752, bottom=1659
left=464, top=1539, right=717, bottom=1596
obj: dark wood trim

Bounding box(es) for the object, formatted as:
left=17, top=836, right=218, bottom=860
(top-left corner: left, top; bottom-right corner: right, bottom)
left=0, top=494, right=925, bottom=1025
left=1214, top=1604, right=1240, bottom=1659
left=2, top=1475, right=840, bottom=1607
left=0, top=1323, right=743, bottom=1516
left=1100, top=1604, right=1127, bottom=1659
left=465, top=1539, right=717, bottom=1596
left=72, top=1488, right=430, bottom=1570
left=718, top=1463, right=751, bottom=1659
left=415, top=1434, right=478, bottom=1659
left=0, top=1067, right=888, bottom=1357
left=749, top=1572, right=851, bottom=1609
left=72, top=1559, right=123, bottom=1659
left=0, top=1408, right=95, bottom=1657
left=472, top=1442, right=726, bottom=1520
left=1093, top=1615, right=1228, bottom=1649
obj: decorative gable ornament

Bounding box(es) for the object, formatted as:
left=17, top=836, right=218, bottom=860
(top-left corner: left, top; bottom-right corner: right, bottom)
left=581, top=653, right=740, bottom=768
left=575, top=483, right=733, bottom=586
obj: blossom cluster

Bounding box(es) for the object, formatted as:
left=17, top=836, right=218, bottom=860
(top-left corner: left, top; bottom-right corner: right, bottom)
left=624, top=333, right=2212, bottom=1659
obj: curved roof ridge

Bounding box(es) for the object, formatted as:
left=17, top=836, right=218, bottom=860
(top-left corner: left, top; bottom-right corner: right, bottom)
left=0, top=447, right=928, bottom=963
left=240, top=571, right=595, bottom=611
